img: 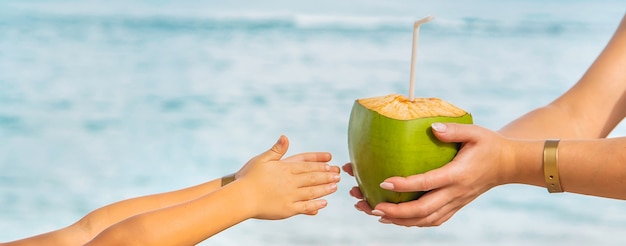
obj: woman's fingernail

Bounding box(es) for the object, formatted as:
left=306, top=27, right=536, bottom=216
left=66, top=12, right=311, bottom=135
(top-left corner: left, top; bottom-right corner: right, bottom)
left=431, top=122, right=447, bottom=133
left=328, top=183, right=337, bottom=191
left=371, top=209, right=385, bottom=216
left=379, top=218, right=392, bottom=224
left=380, top=182, right=394, bottom=190
left=354, top=204, right=363, bottom=211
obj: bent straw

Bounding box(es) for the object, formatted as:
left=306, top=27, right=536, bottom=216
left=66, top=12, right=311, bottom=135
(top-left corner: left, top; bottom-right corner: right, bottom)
left=408, top=15, right=434, bottom=102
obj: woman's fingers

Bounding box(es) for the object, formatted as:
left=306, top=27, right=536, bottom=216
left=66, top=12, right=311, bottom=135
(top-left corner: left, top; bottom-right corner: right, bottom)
left=381, top=201, right=461, bottom=227
left=374, top=183, right=477, bottom=227
left=382, top=166, right=454, bottom=193
left=432, top=122, right=489, bottom=144
left=349, top=186, right=364, bottom=199
left=374, top=187, right=451, bottom=219
left=342, top=163, right=354, bottom=176
left=354, top=200, right=374, bottom=215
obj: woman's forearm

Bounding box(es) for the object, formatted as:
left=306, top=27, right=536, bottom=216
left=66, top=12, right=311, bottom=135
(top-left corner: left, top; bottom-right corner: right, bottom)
left=500, top=15, right=626, bottom=139
left=558, top=137, right=626, bottom=199
left=511, top=137, right=626, bottom=199
left=498, top=104, right=580, bottom=139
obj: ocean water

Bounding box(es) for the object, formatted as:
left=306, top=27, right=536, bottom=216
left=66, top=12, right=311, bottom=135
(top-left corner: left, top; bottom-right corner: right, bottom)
left=1, top=0, right=626, bottom=245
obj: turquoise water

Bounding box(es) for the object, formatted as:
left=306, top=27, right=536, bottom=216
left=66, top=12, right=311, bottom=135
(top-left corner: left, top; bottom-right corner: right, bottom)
left=1, top=0, right=626, bottom=245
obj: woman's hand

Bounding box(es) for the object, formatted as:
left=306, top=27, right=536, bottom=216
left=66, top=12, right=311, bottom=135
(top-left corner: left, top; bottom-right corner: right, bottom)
left=342, top=163, right=376, bottom=215
left=235, top=135, right=341, bottom=220
left=346, top=123, right=519, bottom=227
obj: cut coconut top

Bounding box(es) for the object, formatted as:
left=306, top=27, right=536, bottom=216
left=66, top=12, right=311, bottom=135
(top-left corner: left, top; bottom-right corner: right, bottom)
left=358, top=94, right=468, bottom=120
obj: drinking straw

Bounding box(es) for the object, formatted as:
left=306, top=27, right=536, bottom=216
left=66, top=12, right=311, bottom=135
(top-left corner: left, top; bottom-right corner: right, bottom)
left=409, top=16, right=434, bottom=101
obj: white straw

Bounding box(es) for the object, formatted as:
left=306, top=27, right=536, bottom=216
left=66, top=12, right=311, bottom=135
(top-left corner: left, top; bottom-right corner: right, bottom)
left=408, top=15, right=434, bottom=102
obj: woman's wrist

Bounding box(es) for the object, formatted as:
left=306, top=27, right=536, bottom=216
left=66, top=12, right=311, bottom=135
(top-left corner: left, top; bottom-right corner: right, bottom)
left=543, top=139, right=563, bottom=193
left=501, top=139, right=545, bottom=186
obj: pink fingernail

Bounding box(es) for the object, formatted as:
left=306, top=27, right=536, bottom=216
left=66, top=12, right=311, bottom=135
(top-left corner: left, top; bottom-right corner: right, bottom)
left=431, top=122, right=447, bottom=133
left=371, top=209, right=385, bottom=216
left=380, top=182, right=394, bottom=190
left=379, top=218, right=392, bottom=224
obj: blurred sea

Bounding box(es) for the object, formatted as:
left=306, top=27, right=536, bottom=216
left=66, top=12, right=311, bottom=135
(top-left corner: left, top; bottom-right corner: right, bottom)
left=1, top=0, right=626, bottom=245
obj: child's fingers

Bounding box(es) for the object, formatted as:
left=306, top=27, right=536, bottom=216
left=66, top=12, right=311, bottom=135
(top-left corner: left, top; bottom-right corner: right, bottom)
left=294, top=199, right=328, bottom=215
left=256, top=135, right=289, bottom=162
left=329, top=165, right=341, bottom=174
left=290, top=162, right=332, bottom=174
left=283, top=152, right=332, bottom=163
left=296, top=183, right=338, bottom=201
left=294, top=171, right=341, bottom=187
left=304, top=210, right=319, bottom=216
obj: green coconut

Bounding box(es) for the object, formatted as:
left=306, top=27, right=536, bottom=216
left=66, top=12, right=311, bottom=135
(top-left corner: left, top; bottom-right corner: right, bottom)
left=348, top=94, right=473, bottom=208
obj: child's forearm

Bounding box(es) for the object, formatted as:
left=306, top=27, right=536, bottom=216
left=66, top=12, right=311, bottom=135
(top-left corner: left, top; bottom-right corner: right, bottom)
left=72, top=178, right=224, bottom=242
left=84, top=179, right=254, bottom=245
left=0, top=178, right=225, bottom=246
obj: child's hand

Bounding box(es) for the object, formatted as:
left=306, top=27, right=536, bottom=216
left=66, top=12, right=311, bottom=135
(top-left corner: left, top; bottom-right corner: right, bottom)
left=235, top=135, right=341, bottom=220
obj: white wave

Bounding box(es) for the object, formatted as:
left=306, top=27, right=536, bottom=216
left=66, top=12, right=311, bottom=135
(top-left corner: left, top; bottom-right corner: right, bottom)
left=292, top=14, right=412, bottom=29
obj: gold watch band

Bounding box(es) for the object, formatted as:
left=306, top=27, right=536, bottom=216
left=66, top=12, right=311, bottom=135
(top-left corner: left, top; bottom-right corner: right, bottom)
left=543, top=139, right=563, bottom=193
left=221, top=173, right=236, bottom=187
